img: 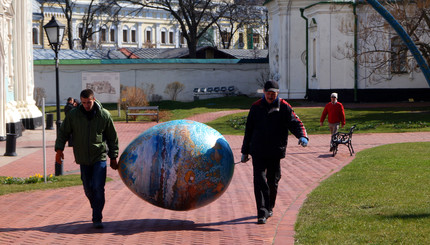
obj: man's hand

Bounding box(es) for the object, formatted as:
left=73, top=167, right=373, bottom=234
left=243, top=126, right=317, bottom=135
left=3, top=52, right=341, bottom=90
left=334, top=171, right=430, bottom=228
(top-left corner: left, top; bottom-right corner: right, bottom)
left=55, top=150, right=64, bottom=164
left=298, top=137, right=308, bottom=147
left=320, top=122, right=323, bottom=126
left=110, top=158, right=119, bottom=170
left=241, top=154, right=250, bottom=163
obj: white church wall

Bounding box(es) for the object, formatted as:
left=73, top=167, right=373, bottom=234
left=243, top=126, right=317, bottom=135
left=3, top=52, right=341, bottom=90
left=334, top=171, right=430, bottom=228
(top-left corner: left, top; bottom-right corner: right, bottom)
left=355, top=7, right=429, bottom=90
left=287, top=4, right=308, bottom=99
left=306, top=4, right=355, bottom=91
left=267, top=0, right=429, bottom=102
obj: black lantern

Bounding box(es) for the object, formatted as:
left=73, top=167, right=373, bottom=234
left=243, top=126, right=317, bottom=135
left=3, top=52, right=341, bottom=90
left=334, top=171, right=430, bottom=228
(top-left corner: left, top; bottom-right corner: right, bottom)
left=44, top=16, right=65, bottom=49
left=43, top=16, right=65, bottom=176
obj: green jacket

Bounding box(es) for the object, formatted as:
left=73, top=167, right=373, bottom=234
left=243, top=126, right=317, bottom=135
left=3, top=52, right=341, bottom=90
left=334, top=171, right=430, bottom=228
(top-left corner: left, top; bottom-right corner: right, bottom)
left=55, top=100, right=119, bottom=165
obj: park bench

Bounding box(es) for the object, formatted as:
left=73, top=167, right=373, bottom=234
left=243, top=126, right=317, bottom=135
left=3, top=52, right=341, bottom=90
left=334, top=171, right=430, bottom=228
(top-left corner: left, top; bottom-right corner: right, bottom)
left=126, top=106, right=159, bottom=123
left=331, top=125, right=356, bottom=157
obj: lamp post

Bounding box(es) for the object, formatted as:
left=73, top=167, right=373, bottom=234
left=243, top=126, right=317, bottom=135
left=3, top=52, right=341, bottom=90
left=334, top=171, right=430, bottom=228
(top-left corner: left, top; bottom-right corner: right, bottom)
left=44, top=16, right=65, bottom=176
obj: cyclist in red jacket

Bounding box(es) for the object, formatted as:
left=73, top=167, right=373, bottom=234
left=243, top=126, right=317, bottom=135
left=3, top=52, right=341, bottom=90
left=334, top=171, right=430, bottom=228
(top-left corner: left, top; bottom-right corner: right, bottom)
left=320, top=93, right=346, bottom=151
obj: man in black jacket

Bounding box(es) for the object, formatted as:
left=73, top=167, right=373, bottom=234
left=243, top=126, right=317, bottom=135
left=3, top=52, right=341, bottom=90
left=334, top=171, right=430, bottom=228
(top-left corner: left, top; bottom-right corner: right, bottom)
left=241, top=80, right=308, bottom=224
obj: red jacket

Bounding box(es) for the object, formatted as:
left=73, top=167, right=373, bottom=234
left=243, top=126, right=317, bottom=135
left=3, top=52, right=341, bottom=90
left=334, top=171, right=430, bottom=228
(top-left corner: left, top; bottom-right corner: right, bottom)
left=320, top=102, right=346, bottom=126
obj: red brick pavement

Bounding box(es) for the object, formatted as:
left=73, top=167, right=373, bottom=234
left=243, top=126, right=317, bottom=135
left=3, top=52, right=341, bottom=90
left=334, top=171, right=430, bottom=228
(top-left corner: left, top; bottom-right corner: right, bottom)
left=0, top=110, right=429, bottom=245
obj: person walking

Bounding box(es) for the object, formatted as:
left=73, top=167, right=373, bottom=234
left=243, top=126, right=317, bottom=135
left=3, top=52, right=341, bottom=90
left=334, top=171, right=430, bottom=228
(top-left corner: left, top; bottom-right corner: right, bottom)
left=55, top=89, right=119, bottom=229
left=240, top=80, right=309, bottom=224
left=64, top=97, right=77, bottom=147
left=319, top=92, right=346, bottom=151
left=64, top=97, right=75, bottom=116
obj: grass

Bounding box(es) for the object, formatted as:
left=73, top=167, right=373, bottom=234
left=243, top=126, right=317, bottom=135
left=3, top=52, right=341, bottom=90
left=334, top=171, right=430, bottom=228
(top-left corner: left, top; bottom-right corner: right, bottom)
left=0, top=174, right=112, bottom=196
left=206, top=106, right=430, bottom=135
left=43, top=97, right=430, bottom=133
left=294, top=142, right=430, bottom=244
left=42, top=96, right=260, bottom=122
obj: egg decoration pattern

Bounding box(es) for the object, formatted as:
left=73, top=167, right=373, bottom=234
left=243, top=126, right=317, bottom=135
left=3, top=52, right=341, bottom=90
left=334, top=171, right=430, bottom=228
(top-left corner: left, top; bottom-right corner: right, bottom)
left=118, top=120, right=235, bottom=211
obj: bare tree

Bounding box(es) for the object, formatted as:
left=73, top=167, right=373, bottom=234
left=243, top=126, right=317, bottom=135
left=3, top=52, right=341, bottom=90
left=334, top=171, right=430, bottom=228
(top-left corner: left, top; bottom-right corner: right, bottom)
left=112, top=0, right=232, bottom=58
left=214, top=1, right=267, bottom=49
left=164, top=81, right=185, bottom=101
left=337, top=1, right=430, bottom=83
left=39, top=0, right=77, bottom=49
left=40, top=0, right=120, bottom=50
left=214, top=3, right=241, bottom=49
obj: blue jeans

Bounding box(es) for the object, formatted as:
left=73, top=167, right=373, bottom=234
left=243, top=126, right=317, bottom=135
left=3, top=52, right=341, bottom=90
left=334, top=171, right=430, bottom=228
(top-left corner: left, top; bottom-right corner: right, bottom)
left=80, top=161, right=107, bottom=223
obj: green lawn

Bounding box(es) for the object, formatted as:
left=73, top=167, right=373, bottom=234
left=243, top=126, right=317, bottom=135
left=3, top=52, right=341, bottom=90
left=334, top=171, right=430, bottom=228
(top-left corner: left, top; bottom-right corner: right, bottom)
left=0, top=175, right=113, bottom=196
left=0, top=174, right=82, bottom=196
left=206, top=106, right=430, bottom=135
left=295, top=142, right=430, bottom=244
left=42, top=96, right=260, bottom=122
left=43, top=97, right=430, bottom=135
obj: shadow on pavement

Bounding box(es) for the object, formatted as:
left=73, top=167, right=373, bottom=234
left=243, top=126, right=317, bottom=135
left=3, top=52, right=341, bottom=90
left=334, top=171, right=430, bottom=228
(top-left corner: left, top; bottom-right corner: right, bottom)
left=0, top=216, right=256, bottom=235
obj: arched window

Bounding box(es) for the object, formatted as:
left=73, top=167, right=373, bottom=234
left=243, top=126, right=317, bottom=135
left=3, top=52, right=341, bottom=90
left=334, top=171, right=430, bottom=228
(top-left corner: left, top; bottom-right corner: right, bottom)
left=87, top=26, right=93, bottom=41
left=110, top=26, right=116, bottom=42
left=123, top=25, right=129, bottom=43
left=78, top=24, right=84, bottom=39
left=180, top=32, right=185, bottom=45
left=169, top=29, right=174, bottom=44
left=32, top=27, right=39, bottom=44
left=131, top=27, right=137, bottom=43
left=312, top=38, right=317, bottom=77
left=391, top=36, right=407, bottom=74
left=221, top=29, right=231, bottom=46
left=100, top=26, right=107, bottom=42
left=161, top=28, right=167, bottom=44
left=310, top=18, right=318, bottom=78
left=145, top=27, right=152, bottom=43
left=238, top=33, right=244, bottom=49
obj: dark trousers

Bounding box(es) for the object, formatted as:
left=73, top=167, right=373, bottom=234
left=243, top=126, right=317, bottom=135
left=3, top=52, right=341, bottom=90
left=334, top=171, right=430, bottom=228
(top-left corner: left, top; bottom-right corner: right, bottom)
left=252, top=156, right=281, bottom=218
left=80, top=161, right=107, bottom=223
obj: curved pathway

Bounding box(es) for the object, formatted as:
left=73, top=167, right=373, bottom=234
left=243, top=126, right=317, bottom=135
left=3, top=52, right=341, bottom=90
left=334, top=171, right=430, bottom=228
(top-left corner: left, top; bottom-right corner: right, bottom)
left=0, top=110, right=429, bottom=244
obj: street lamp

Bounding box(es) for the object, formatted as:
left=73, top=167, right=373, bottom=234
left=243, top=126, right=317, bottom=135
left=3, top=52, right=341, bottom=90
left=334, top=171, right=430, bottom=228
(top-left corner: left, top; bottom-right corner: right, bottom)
left=44, top=16, right=65, bottom=176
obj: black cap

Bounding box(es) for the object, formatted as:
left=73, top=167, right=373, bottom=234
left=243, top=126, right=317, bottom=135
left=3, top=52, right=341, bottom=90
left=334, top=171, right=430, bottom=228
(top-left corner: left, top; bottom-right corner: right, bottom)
left=264, top=80, right=279, bottom=92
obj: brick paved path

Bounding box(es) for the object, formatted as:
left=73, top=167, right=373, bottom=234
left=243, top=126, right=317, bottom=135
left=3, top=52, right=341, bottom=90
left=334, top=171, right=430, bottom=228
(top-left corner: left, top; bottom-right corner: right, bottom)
left=0, top=110, right=429, bottom=245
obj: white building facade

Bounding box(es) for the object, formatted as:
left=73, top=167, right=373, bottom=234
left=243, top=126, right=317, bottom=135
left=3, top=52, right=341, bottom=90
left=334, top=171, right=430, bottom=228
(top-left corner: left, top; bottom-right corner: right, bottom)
left=266, top=0, right=430, bottom=102
left=1, top=0, right=42, bottom=140
left=33, top=0, right=268, bottom=51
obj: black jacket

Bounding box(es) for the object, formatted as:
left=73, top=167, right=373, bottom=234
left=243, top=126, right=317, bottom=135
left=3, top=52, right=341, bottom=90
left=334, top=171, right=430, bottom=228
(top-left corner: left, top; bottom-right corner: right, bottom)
left=241, top=97, right=308, bottom=159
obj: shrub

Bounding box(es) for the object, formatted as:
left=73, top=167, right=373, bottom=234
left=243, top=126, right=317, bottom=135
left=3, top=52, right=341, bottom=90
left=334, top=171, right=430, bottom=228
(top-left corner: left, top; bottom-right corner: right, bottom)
left=120, top=86, right=149, bottom=110
left=164, top=81, right=185, bottom=101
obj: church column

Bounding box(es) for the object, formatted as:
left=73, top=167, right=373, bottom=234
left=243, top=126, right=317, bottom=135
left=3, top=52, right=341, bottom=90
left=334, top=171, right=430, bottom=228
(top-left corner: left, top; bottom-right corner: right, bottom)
left=117, top=22, right=122, bottom=47
left=13, top=0, right=42, bottom=130
left=278, top=11, right=290, bottom=99
left=0, top=29, right=5, bottom=140
left=267, top=0, right=292, bottom=99
left=155, top=23, right=160, bottom=48
left=2, top=0, right=21, bottom=136
left=175, top=25, right=180, bottom=48
left=137, top=22, right=142, bottom=48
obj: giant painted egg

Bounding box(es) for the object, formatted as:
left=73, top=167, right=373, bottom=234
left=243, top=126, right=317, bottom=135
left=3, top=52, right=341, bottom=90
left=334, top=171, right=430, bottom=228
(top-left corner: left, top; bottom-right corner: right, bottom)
left=118, top=120, right=235, bottom=211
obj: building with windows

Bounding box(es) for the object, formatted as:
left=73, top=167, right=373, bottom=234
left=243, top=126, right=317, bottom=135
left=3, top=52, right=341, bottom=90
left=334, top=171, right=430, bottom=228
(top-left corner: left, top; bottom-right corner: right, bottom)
left=32, top=0, right=268, bottom=51
left=266, top=0, right=430, bottom=102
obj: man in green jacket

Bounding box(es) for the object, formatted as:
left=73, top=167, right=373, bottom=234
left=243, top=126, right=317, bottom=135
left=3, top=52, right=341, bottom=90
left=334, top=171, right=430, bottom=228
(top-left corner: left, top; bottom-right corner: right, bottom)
left=55, top=89, right=119, bottom=229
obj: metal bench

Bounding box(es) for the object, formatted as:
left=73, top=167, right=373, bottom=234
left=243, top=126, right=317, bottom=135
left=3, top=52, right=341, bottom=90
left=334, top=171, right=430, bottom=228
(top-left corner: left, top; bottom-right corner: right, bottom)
left=126, top=106, right=159, bottom=123
left=331, top=125, right=356, bottom=157
left=193, top=86, right=238, bottom=96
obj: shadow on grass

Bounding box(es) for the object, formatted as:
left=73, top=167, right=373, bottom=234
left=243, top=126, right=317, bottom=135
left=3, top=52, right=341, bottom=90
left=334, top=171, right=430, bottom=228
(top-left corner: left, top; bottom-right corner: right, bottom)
left=379, top=213, right=430, bottom=220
